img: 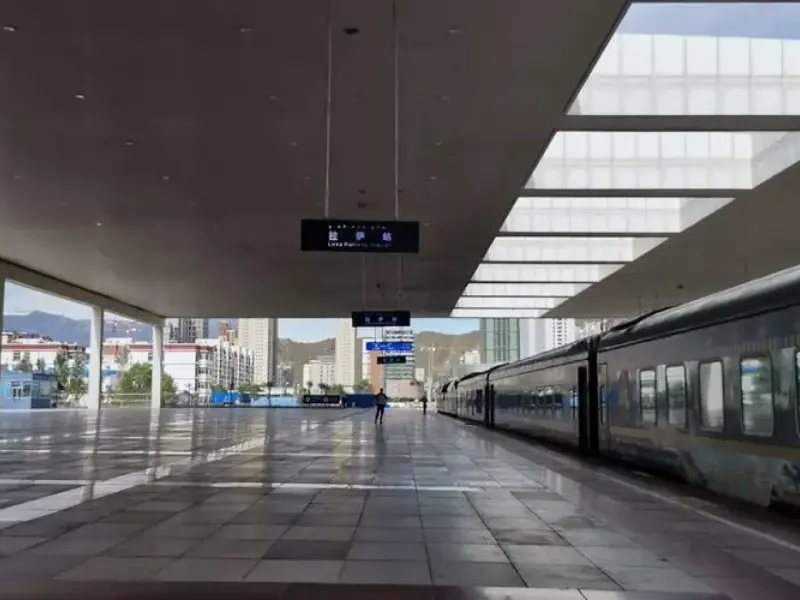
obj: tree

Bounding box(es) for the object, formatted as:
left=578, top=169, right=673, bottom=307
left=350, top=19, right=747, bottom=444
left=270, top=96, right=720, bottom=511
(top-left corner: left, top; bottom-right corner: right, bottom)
left=318, top=383, right=331, bottom=394
left=329, top=384, right=345, bottom=396
left=118, top=362, right=176, bottom=400
left=237, top=383, right=261, bottom=396
left=67, top=350, right=89, bottom=402
left=353, top=379, right=372, bottom=393
left=15, top=355, right=33, bottom=372
left=35, top=357, right=47, bottom=373
left=211, top=383, right=225, bottom=393
left=266, top=380, right=275, bottom=397
left=306, top=381, right=314, bottom=394
left=53, top=350, right=70, bottom=388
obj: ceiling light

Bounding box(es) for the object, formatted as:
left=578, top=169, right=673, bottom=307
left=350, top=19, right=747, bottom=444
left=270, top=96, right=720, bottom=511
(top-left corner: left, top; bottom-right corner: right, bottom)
left=448, top=28, right=462, bottom=35
left=429, top=175, right=438, bottom=182
left=162, top=175, right=170, bottom=181
left=95, top=222, right=103, bottom=227
left=124, top=140, right=135, bottom=146
left=440, top=95, right=450, bottom=101
left=268, top=94, right=279, bottom=101
left=75, top=93, right=86, bottom=100
left=239, top=27, right=252, bottom=34
left=3, top=26, right=16, bottom=33
left=434, top=141, right=443, bottom=147
left=288, top=141, right=298, bottom=147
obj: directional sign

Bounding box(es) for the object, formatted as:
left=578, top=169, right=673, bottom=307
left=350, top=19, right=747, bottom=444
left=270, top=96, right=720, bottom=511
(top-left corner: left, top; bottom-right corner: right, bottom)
left=366, top=341, right=413, bottom=353
left=378, top=355, right=407, bottom=365
left=352, top=310, right=411, bottom=327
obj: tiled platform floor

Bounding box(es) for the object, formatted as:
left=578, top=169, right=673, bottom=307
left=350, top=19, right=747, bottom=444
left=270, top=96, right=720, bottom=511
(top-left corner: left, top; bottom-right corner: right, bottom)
left=0, top=407, right=795, bottom=600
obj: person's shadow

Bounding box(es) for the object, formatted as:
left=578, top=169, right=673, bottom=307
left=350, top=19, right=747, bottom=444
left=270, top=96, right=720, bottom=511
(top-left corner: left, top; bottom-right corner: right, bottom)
left=374, top=423, right=388, bottom=457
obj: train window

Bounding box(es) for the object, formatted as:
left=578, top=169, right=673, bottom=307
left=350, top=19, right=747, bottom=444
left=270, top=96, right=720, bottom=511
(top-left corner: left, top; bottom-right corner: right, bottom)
left=599, top=385, right=606, bottom=424
left=699, top=361, right=724, bottom=430
left=639, top=369, right=656, bottom=424
left=666, top=365, right=687, bottom=427
left=740, top=356, right=774, bottom=436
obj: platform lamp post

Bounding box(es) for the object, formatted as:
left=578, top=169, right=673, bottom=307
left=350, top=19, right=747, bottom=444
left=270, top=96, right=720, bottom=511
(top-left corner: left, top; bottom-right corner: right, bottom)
left=420, top=345, right=436, bottom=400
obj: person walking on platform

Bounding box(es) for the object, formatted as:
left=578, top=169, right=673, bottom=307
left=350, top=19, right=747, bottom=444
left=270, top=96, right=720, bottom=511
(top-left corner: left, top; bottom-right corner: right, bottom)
left=374, top=388, right=388, bottom=424
left=421, top=395, right=428, bottom=415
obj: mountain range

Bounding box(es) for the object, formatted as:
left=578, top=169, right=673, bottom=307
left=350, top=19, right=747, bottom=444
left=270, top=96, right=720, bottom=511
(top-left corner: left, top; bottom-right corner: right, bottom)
left=2, top=312, right=481, bottom=380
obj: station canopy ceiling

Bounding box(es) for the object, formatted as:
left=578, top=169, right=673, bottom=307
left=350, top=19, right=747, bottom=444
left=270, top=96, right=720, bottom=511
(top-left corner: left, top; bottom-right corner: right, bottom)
left=455, top=1, right=800, bottom=321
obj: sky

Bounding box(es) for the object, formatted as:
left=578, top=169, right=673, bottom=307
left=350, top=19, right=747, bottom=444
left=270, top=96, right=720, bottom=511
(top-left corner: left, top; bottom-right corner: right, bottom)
left=3, top=283, right=477, bottom=342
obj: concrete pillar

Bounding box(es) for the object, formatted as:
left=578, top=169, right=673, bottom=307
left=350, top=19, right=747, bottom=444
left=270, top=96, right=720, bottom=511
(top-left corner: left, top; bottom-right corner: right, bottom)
left=87, top=306, right=104, bottom=410
left=151, top=324, right=163, bottom=410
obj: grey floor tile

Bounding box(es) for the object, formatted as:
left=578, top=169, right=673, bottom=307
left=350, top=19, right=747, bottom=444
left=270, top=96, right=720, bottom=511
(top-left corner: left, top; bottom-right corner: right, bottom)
left=603, top=566, right=716, bottom=593
left=427, top=543, right=509, bottom=563
left=294, top=514, right=361, bottom=527
left=492, top=529, right=567, bottom=546
left=141, top=524, right=220, bottom=539
left=265, top=540, right=352, bottom=560
left=214, top=524, right=287, bottom=540
left=354, top=527, right=425, bottom=542
left=0, top=535, right=47, bottom=555
left=422, top=516, right=487, bottom=529
left=517, top=563, right=620, bottom=590
left=348, top=542, right=427, bottom=561
left=27, top=537, right=122, bottom=556
left=559, top=529, right=639, bottom=548
left=246, top=559, right=343, bottom=583
left=282, top=526, right=354, bottom=541
left=359, top=516, right=422, bottom=528
left=156, top=557, right=258, bottom=581
left=57, top=556, right=173, bottom=581
left=339, top=560, right=431, bottom=585
left=108, top=536, right=199, bottom=557
left=431, top=561, right=525, bottom=587
left=185, top=538, right=273, bottom=559
left=424, top=527, right=497, bottom=544
left=578, top=546, right=671, bottom=569
left=504, top=544, right=594, bottom=566
left=485, top=517, right=551, bottom=531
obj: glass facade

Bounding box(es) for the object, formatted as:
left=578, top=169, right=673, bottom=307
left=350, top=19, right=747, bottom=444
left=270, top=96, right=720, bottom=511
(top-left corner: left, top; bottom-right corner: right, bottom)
left=480, top=318, right=521, bottom=364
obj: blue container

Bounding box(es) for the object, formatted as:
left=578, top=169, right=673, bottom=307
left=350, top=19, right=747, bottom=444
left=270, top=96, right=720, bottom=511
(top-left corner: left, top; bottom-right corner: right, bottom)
left=1, top=372, right=59, bottom=409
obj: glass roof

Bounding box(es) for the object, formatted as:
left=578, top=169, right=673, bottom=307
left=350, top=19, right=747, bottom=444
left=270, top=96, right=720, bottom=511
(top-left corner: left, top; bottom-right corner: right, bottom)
left=484, top=236, right=666, bottom=263
left=527, top=131, right=800, bottom=191
left=451, top=309, right=547, bottom=319
left=463, top=283, right=590, bottom=297
left=472, top=263, right=622, bottom=284
left=455, top=297, right=561, bottom=310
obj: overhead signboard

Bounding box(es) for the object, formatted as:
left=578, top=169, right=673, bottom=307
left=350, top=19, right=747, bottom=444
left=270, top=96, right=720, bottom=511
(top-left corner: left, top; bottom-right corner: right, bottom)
left=378, top=355, right=407, bottom=365
left=366, top=341, right=413, bottom=353
left=301, top=219, right=420, bottom=253
left=352, top=311, right=411, bottom=328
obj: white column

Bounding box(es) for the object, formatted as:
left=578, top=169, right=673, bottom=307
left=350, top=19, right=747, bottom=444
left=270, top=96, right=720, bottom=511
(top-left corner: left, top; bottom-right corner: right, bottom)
left=87, top=306, right=104, bottom=410
left=0, top=268, right=5, bottom=363
left=151, top=324, right=163, bottom=410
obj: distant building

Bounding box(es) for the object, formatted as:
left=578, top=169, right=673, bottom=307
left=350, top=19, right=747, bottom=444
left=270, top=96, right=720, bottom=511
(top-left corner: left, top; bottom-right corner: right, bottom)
left=480, top=318, right=521, bottom=364
left=302, top=356, right=336, bottom=391
left=238, top=318, right=278, bottom=384
left=460, top=350, right=481, bottom=365
left=382, top=327, right=415, bottom=380
left=166, top=318, right=209, bottom=344
left=334, top=318, right=356, bottom=389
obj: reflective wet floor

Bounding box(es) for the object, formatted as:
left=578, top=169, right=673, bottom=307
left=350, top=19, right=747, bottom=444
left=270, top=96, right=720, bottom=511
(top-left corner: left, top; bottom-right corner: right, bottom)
left=0, top=407, right=795, bottom=600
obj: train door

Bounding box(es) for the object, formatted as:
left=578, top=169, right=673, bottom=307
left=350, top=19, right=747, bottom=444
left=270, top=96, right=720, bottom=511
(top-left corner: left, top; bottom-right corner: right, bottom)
left=486, top=384, right=496, bottom=428
left=597, top=362, right=611, bottom=452
left=579, top=358, right=600, bottom=457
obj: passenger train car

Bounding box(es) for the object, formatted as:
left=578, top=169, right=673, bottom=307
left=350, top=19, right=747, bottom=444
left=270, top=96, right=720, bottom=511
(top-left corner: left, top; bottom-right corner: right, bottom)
left=438, top=266, right=800, bottom=510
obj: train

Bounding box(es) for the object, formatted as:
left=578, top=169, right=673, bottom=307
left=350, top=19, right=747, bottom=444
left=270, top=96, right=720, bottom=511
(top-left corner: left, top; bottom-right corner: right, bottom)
left=438, top=265, right=800, bottom=511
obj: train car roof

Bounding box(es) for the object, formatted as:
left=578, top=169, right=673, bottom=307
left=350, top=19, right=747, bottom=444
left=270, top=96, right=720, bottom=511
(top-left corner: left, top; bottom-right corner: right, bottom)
left=599, top=264, right=800, bottom=349
left=489, top=337, right=593, bottom=380
left=453, top=364, right=506, bottom=388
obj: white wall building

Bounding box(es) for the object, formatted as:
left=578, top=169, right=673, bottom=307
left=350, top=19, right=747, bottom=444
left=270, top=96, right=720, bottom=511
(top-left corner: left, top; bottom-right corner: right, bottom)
left=460, top=350, right=481, bottom=365
left=361, top=338, right=374, bottom=382
left=238, top=318, right=278, bottom=384
left=196, top=338, right=254, bottom=390
left=521, top=319, right=578, bottom=358
left=334, top=318, right=356, bottom=389
left=302, top=356, right=336, bottom=392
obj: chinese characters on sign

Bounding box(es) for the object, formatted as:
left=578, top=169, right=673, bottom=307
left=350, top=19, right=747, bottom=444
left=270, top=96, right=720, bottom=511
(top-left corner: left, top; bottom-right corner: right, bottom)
left=300, top=219, right=419, bottom=253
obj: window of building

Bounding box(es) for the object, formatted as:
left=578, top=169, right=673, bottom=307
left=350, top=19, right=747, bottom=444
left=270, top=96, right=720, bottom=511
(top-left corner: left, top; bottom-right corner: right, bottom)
left=639, top=369, right=656, bottom=424
left=12, top=352, right=20, bottom=361
left=740, top=356, right=774, bottom=436
left=666, top=365, right=687, bottom=427
left=699, top=361, right=724, bottom=430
